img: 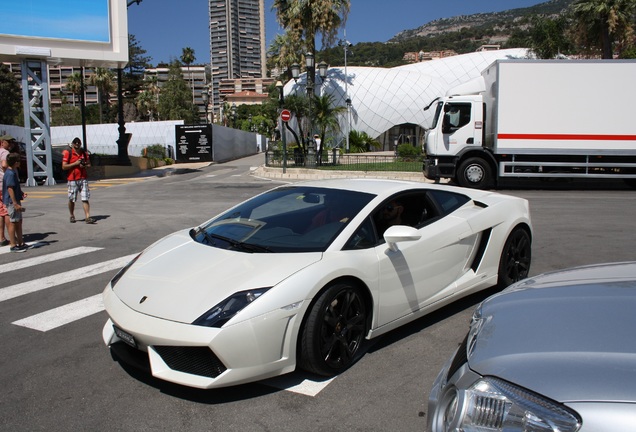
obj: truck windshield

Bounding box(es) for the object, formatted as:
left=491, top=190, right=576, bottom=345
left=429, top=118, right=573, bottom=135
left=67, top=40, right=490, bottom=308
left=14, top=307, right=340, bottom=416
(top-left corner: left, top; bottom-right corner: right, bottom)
left=428, top=101, right=444, bottom=129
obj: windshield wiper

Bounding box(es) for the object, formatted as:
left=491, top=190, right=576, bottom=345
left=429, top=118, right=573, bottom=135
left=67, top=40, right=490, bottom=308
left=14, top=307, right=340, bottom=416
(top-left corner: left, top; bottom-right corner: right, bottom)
left=232, top=242, right=273, bottom=253
left=191, top=227, right=218, bottom=246
left=205, top=232, right=273, bottom=253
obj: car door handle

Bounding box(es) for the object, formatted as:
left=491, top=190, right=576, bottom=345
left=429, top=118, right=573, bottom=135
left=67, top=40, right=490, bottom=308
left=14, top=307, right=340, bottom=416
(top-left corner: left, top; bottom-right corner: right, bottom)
left=466, top=138, right=474, bottom=144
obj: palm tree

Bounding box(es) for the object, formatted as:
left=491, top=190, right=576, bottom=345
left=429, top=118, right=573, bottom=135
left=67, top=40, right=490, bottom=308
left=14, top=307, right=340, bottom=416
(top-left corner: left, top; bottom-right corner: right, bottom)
left=313, top=93, right=346, bottom=153
left=65, top=71, right=83, bottom=107
left=348, top=130, right=380, bottom=153
left=571, top=0, right=636, bottom=59
left=89, top=67, right=115, bottom=123
left=273, top=0, right=350, bottom=89
left=136, top=90, right=156, bottom=121
left=180, top=47, right=196, bottom=103
left=281, top=94, right=309, bottom=152
left=143, top=75, right=161, bottom=120
left=267, top=33, right=303, bottom=79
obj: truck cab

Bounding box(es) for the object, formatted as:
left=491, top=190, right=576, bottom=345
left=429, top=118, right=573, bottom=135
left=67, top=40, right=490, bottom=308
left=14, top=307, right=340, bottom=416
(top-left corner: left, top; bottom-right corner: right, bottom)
left=424, top=95, right=491, bottom=187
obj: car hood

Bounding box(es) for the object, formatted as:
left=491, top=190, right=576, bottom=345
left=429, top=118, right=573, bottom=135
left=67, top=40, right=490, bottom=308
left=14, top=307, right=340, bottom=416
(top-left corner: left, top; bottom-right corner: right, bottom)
left=112, top=229, right=321, bottom=323
left=468, top=268, right=636, bottom=404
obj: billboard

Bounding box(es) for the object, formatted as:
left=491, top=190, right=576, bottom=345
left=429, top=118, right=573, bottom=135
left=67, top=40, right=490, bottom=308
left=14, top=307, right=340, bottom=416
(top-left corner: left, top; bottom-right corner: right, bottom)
left=2, top=0, right=110, bottom=43
left=0, top=0, right=128, bottom=67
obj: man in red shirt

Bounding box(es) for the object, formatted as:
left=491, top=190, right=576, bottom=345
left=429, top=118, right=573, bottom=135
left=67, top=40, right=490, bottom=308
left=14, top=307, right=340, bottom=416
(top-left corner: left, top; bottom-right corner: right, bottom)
left=62, top=137, right=94, bottom=224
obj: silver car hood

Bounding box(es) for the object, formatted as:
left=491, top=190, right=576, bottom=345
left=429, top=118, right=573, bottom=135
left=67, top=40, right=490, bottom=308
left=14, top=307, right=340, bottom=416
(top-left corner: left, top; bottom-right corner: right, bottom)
left=112, top=229, right=321, bottom=323
left=469, top=263, right=636, bottom=404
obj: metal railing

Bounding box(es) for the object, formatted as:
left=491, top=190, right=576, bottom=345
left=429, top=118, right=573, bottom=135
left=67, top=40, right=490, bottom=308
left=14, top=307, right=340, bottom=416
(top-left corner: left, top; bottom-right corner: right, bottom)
left=265, top=150, right=422, bottom=172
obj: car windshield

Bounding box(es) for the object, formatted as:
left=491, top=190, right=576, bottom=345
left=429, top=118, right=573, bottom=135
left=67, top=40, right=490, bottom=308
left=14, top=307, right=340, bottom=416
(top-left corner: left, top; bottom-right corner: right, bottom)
left=192, top=186, right=375, bottom=253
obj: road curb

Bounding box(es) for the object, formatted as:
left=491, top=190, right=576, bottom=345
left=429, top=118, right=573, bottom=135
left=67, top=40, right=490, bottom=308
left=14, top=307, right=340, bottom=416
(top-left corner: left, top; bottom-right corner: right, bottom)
left=252, top=165, right=433, bottom=183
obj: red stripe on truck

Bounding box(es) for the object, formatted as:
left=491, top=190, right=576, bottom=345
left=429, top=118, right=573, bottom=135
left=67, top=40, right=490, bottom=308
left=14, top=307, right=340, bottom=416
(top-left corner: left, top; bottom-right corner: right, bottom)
left=498, top=133, right=636, bottom=141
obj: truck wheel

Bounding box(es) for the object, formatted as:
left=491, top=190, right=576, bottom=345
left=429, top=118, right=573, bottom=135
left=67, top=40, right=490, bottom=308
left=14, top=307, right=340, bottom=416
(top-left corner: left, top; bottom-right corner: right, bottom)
left=457, top=157, right=493, bottom=189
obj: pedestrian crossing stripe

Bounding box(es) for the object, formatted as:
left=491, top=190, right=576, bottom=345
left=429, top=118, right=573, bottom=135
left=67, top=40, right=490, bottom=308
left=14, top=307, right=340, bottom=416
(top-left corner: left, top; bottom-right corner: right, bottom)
left=0, top=246, right=103, bottom=271
left=0, top=253, right=137, bottom=302
left=13, top=294, right=103, bottom=332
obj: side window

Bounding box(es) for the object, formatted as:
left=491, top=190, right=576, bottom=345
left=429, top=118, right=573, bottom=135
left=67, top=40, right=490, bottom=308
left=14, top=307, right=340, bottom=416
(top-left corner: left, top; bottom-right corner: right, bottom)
left=443, top=103, right=471, bottom=132
left=372, top=192, right=432, bottom=238
left=428, top=190, right=470, bottom=216
left=344, top=217, right=377, bottom=250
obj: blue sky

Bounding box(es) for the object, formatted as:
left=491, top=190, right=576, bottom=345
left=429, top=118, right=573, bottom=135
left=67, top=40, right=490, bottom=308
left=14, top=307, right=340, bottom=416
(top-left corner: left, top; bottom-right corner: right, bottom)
left=128, top=0, right=548, bottom=66
left=0, top=0, right=110, bottom=42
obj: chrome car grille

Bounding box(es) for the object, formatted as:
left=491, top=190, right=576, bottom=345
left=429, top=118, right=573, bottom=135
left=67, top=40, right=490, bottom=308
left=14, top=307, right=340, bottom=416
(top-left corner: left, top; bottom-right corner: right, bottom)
left=154, top=346, right=227, bottom=378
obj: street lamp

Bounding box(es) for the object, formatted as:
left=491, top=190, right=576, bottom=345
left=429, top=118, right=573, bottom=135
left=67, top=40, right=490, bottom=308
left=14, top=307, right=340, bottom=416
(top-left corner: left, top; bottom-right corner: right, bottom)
left=290, top=54, right=328, bottom=150
left=201, top=90, right=209, bottom=124
left=231, top=103, right=237, bottom=128
left=275, top=80, right=287, bottom=173
left=346, top=97, right=352, bottom=153
left=339, top=33, right=353, bottom=152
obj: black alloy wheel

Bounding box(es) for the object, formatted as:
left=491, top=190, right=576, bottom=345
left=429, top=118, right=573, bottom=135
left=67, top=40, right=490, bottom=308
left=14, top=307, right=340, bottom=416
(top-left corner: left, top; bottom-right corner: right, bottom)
left=300, top=283, right=367, bottom=376
left=497, top=227, right=531, bottom=289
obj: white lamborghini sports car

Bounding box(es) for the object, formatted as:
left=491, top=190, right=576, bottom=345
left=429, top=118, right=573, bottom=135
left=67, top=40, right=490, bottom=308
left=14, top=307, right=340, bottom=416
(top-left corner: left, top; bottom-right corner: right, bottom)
left=102, top=179, right=532, bottom=389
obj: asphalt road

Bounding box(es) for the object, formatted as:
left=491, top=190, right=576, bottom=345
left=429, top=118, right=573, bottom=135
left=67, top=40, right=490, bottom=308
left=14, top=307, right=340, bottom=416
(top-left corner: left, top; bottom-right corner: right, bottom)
left=1, top=153, right=635, bottom=431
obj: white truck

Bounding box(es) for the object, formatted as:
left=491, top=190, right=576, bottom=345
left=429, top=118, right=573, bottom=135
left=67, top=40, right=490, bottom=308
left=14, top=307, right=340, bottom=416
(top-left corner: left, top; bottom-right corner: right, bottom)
left=423, top=59, right=636, bottom=188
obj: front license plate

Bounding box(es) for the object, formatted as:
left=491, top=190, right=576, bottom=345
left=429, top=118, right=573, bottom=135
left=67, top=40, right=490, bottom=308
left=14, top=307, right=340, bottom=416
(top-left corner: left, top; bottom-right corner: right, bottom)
left=113, top=325, right=137, bottom=348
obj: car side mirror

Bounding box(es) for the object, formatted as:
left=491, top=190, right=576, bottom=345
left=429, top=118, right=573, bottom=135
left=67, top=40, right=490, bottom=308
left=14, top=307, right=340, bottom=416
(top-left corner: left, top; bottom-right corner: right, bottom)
left=384, top=225, right=421, bottom=252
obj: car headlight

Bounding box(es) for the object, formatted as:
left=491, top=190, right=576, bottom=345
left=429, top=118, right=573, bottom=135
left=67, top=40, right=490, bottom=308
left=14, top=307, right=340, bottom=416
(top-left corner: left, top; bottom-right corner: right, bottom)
left=110, top=253, right=141, bottom=288
left=438, top=377, right=581, bottom=432
left=192, top=288, right=270, bottom=328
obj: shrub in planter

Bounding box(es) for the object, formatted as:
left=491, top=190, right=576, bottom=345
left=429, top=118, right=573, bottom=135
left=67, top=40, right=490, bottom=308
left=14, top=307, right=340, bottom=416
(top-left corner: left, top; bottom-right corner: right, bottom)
left=396, top=144, right=422, bottom=161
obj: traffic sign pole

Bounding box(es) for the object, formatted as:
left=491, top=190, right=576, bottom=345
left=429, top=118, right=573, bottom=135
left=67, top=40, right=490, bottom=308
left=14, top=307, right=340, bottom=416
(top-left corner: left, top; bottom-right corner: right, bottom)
left=279, top=110, right=289, bottom=173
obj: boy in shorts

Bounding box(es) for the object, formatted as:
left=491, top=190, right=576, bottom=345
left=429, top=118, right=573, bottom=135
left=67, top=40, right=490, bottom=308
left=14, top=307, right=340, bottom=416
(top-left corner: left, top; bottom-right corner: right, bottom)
left=2, top=153, right=27, bottom=252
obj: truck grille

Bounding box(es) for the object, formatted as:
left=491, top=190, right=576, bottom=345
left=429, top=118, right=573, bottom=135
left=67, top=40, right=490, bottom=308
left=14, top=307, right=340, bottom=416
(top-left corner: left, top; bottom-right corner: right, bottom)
left=153, top=346, right=227, bottom=378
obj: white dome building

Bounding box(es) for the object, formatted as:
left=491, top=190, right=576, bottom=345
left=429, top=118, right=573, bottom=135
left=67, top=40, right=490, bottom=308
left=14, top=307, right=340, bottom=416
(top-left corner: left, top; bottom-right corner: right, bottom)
left=284, top=48, right=529, bottom=150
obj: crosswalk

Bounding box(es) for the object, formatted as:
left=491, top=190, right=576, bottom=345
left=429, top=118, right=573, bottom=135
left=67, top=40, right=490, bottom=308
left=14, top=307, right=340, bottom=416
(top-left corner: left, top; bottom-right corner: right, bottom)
left=1, top=245, right=136, bottom=331
left=0, top=243, right=333, bottom=395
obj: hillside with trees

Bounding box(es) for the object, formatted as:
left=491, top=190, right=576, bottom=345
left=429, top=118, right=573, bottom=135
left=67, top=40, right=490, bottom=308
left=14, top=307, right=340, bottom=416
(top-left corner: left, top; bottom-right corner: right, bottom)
left=319, top=0, right=636, bottom=67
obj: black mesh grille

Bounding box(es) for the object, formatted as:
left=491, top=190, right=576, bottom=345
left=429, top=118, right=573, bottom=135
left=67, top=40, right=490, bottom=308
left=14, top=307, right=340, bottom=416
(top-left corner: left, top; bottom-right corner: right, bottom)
left=447, top=333, right=468, bottom=381
left=153, top=346, right=227, bottom=378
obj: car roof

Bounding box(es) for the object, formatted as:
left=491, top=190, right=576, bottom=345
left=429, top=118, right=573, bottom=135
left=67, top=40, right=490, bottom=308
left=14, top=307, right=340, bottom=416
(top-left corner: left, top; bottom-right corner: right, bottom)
left=290, top=178, right=493, bottom=199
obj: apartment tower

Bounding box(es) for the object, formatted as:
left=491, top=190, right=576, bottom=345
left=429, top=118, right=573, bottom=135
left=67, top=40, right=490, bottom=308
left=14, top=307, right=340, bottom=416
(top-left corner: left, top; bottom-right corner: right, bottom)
left=209, top=0, right=266, bottom=118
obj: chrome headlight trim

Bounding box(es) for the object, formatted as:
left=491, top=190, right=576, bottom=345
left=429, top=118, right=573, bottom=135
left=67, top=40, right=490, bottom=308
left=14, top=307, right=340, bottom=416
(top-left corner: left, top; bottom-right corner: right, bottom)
left=436, top=376, right=581, bottom=432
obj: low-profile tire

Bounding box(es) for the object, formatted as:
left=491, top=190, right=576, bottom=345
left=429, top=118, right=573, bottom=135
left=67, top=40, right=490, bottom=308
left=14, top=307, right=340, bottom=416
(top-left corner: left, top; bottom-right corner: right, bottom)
left=457, top=157, right=493, bottom=189
left=300, top=282, right=367, bottom=376
left=497, top=227, right=531, bottom=289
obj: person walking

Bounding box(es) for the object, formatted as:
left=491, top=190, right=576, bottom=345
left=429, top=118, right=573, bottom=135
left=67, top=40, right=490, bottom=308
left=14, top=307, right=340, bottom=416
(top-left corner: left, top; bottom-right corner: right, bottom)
left=314, top=134, right=322, bottom=165
left=2, top=152, right=27, bottom=252
left=0, top=134, right=16, bottom=246
left=62, top=137, right=95, bottom=224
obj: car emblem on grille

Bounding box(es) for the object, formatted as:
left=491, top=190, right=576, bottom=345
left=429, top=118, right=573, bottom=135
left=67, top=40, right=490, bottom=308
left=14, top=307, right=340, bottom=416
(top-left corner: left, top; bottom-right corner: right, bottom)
left=139, top=296, right=148, bottom=304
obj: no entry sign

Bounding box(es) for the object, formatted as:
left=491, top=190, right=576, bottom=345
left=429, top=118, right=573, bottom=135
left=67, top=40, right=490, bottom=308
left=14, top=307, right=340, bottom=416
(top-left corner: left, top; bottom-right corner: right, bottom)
left=280, top=109, right=292, bottom=122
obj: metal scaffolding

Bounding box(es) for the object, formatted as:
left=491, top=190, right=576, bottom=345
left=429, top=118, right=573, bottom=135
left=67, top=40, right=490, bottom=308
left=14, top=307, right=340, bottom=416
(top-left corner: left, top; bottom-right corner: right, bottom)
left=21, top=59, right=56, bottom=186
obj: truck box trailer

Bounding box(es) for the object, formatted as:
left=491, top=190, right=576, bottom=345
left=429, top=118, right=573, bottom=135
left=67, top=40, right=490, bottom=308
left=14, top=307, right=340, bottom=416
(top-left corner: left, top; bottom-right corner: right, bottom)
left=423, top=59, right=636, bottom=188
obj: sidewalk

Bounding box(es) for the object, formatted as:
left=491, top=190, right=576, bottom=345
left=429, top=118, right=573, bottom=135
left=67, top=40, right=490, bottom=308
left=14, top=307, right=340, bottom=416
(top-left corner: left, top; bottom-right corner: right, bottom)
left=100, top=152, right=432, bottom=183
left=250, top=151, right=433, bottom=183
left=251, top=165, right=431, bottom=182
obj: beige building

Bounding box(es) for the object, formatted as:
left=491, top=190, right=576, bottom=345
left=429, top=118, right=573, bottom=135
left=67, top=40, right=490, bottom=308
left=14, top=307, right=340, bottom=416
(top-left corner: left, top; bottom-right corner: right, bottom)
left=402, top=50, right=458, bottom=63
